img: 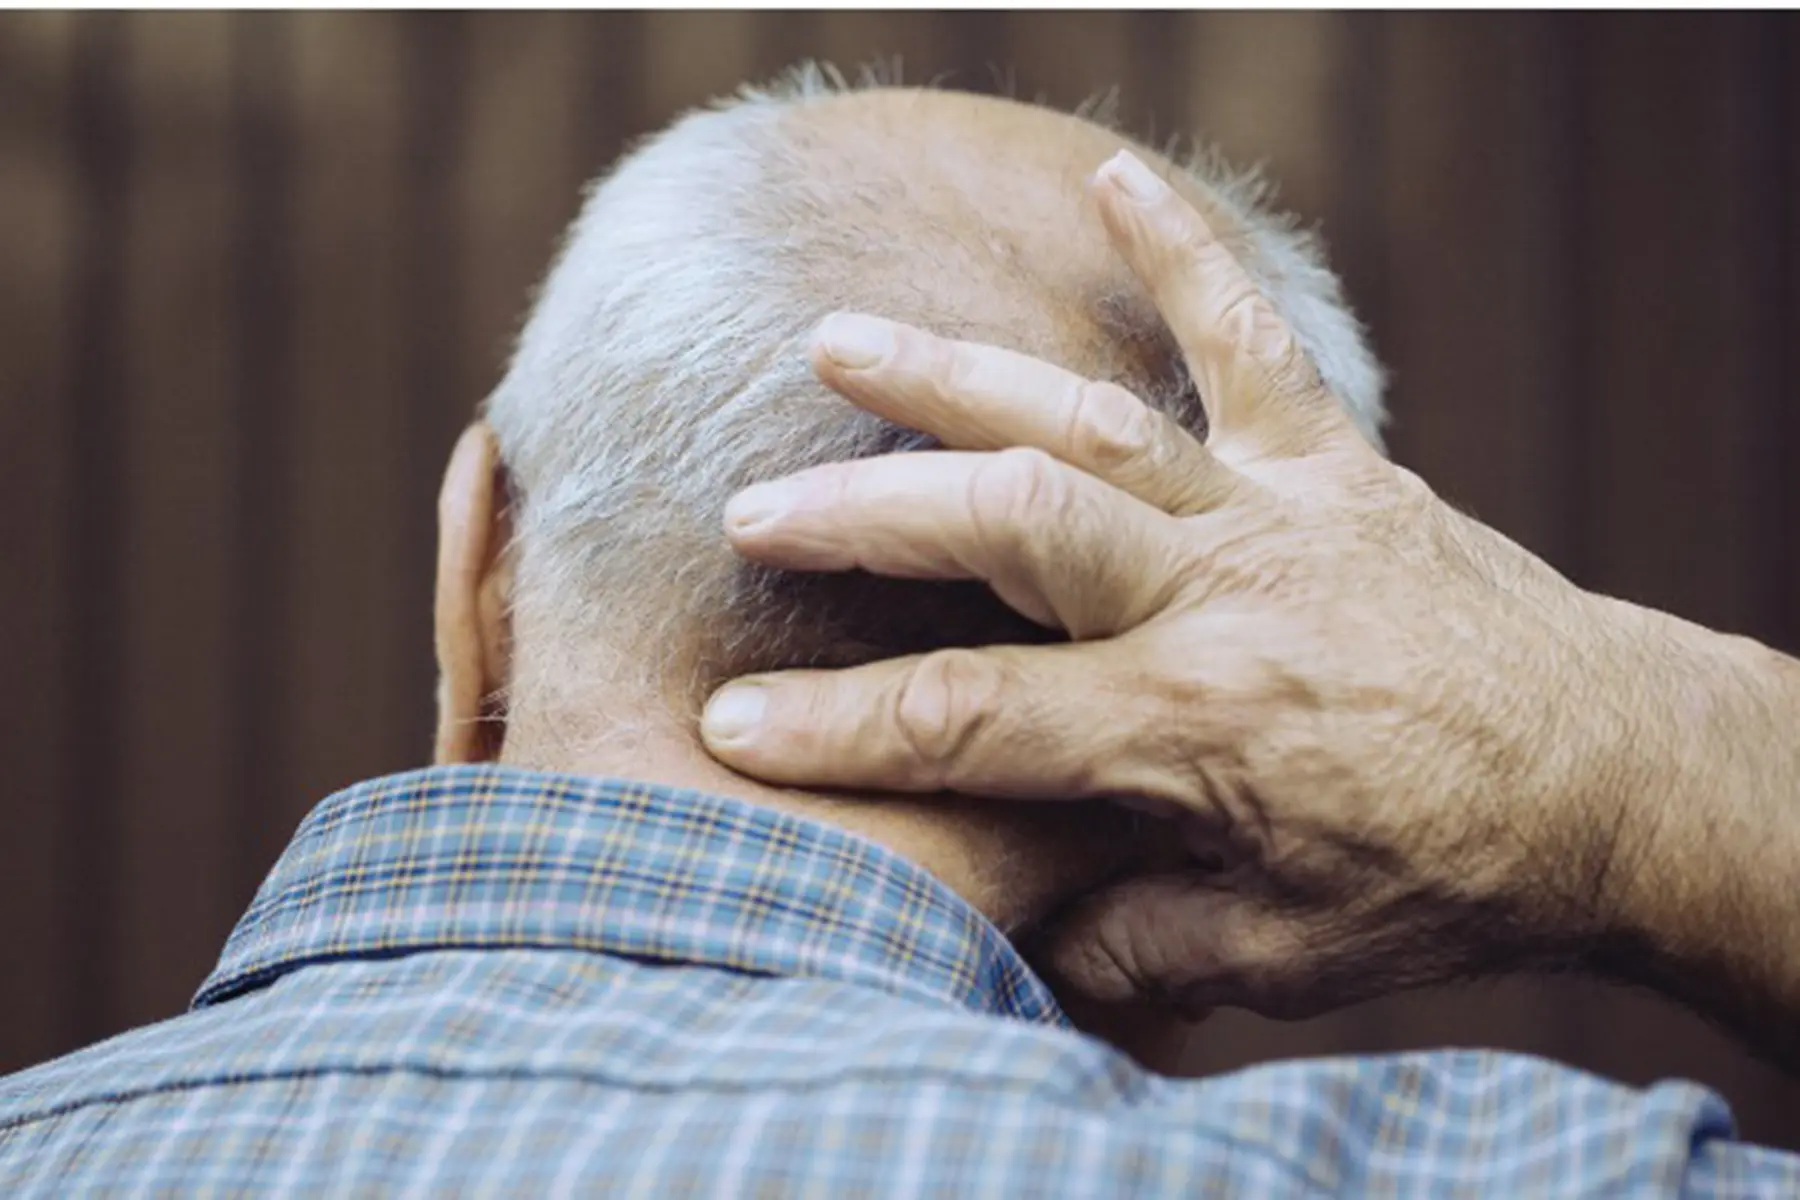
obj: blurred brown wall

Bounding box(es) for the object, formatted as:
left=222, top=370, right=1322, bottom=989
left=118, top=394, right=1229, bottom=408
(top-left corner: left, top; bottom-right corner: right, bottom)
left=3, top=8, right=1798, bottom=1147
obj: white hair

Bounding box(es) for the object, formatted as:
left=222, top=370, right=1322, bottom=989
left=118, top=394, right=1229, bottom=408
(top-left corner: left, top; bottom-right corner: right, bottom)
left=484, top=65, right=1387, bottom=709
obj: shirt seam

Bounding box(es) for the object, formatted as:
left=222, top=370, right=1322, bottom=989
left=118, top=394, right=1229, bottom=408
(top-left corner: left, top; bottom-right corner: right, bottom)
left=0, top=1060, right=1334, bottom=1194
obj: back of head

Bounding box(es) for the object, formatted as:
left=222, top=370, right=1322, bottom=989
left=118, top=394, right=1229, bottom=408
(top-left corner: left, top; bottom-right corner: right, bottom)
left=485, top=67, right=1386, bottom=732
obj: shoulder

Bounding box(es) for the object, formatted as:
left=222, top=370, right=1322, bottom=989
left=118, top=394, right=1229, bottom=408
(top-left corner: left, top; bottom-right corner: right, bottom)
left=1, top=954, right=1789, bottom=1196
left=0, top=948, right=1304, bottom=1194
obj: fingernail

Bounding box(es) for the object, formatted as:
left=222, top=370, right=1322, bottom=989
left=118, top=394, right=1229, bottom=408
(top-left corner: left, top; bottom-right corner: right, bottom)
left=1098, top=150, right=1169, bottom=206
left=817, top=313, right=893, bottom=370
left=702, top=684, right=767, bottom=746
left=724, top=481, right=796, bottom=534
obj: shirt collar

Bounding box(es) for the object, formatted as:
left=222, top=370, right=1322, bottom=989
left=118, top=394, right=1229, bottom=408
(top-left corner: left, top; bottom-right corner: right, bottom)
left=195, top=764, right=1067, bottom=1026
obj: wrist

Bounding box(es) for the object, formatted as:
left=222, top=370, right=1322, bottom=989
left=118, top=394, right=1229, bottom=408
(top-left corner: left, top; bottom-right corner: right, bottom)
left=1576, top=594, right=1800, bottom=1064
left=1583, top=596, right=1754, bottom=941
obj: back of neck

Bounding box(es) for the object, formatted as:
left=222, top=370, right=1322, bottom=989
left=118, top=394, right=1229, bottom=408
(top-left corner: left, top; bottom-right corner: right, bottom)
left=499, top=709, right=1143, bottom=935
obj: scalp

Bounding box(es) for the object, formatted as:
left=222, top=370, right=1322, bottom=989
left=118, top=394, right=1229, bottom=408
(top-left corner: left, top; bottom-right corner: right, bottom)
left=485, top=72, right=1383, bottom=713
left=747, top=87, right=1212, bottom=428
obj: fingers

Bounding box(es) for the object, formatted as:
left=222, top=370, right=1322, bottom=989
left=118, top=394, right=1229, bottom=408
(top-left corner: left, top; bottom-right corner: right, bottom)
left=810, top=313, right=1241, bottom=517
left=701, top=639, right=1173, bottom=799
left=1042, top=872, right=1431, bottom=1021
left=1090, top=150, right=1354, bottom=459
left=724, top=446, right=1184, bottom=638
left=1041, top=874, right=1332, bottom=1019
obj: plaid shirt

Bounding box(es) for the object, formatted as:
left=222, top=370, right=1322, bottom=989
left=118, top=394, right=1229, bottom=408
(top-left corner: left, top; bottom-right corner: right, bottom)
left=1, top=766, right=1794, bottom=1196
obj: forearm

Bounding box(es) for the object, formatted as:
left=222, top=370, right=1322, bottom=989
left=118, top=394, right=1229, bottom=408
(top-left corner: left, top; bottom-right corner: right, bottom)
left=1584, top=595, right=1800, bottom=1070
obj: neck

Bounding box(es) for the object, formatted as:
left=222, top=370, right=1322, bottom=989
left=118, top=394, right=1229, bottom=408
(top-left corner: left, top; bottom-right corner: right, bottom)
left=500, top=706, right=1144, bottom=935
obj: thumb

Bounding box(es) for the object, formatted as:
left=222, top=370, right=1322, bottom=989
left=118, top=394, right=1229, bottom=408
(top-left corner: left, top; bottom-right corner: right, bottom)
left=1041, top=873, right=1340, bottom=1021
left=701, top=639, right=1173, bottom=800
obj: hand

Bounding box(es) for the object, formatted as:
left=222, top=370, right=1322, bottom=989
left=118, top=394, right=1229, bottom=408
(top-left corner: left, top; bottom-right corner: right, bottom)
left=697, top=150, right=1680, bottom=1021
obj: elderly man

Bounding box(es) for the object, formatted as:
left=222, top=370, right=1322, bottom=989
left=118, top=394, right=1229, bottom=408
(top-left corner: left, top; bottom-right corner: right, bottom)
left=2, top=72, right=1796, bottom=1194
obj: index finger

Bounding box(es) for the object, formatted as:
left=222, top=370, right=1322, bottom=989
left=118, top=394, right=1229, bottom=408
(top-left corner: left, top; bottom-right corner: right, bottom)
left=1090, top=150, right=1355, bottom=459
left=807, top=313, right=1243, bottom=517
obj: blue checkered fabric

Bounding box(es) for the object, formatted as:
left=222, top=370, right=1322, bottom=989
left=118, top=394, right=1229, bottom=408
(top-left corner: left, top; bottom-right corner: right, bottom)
left=1, top=765, right=1794, bottom=1196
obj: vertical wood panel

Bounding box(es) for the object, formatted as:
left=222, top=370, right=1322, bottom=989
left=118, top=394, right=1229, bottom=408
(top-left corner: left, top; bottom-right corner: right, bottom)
left=1579, top=15, right=1767, bottom=633
left=999, top=12, right=1131, bottom=117
left=1380, top=13, right=1578, bottom=559
left=640, top=11, right=764, bottom=120
left=580, top=12, right=647, bottom=169
left=1179, top=12, right=1350, bottom=226
left=279, top=12, right=412, bottom=865
left=0, top=11, right=78, bottom=1070
left=813, top=11, right=976, bottom=88
left=1741, top=15, right=1797, bottom=660
left=112, top=12, right=239, bottom=1028
left=1788, top=20, right=1800, bottom=660
left=1325, top=14, right=1390, bottom=386
left=226, top=12, right=297, bottom=909
left=1124, top=12, right=1186, bottom=150
left=393, top=16, right=468, bottom=762
left=934, top=12, right=1008, bottom=98
left=59, top=11, right=130, bottom=1048
left=1716, top=16, right=1790, bottom=657
left=747, top=13, right=824, bottom=86
left=459, top=13, right=592, bottom=413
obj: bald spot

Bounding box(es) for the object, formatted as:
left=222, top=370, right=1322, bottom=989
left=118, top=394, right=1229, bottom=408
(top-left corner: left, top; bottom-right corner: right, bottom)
left=758, top=89, right=1207, bottom=435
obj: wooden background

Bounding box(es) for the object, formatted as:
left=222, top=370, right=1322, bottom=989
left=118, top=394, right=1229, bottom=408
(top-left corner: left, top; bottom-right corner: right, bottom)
left=4, top=9, right=1798, bottom=1147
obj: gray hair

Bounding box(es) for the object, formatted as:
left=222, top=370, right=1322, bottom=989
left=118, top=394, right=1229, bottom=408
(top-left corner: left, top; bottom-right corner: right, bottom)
left=484, top=65, right=1386, bottom=712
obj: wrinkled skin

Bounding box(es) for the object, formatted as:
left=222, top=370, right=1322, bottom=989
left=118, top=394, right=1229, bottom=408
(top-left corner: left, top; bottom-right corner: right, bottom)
left=701, top=150, right=1800, bottom=1069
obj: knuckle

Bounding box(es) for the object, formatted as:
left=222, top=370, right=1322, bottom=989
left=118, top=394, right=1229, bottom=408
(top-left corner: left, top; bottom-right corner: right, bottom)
left=1067, top=380, right=1157, bottom=476
left=1163, top=209, right=1223, bottom=269
left=1091, top=908, right=1152, bottom=999
left=928, top=334, right=978, bottom=396
left=885, top=319, right=929, bottom=369
left=1057, top=901, right=1152, bottom=1003
left=1124, top=902, right=1201, bottom=998
left=1178, top=234, right=1259, bottom=314
left=890, top=649, right=1007, bottom=785
left=889, top=325, right=956, bottom=400
left=968, top=446, right=1069, bottom=553
left=1213, top=284, right=1270, bottom=349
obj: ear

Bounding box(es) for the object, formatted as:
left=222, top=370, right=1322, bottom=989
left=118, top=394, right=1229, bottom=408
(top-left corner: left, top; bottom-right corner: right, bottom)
left=434, top=422, right=514, bottom=763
